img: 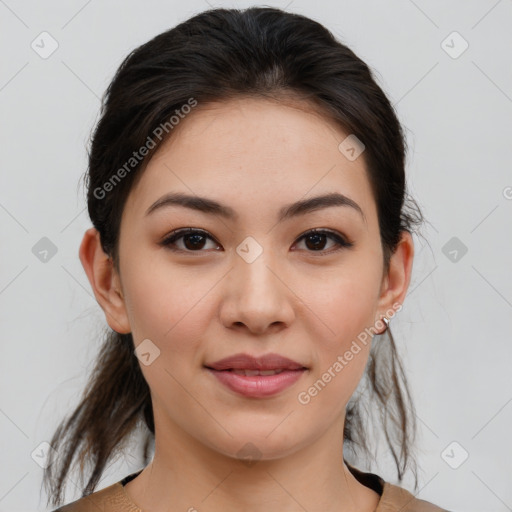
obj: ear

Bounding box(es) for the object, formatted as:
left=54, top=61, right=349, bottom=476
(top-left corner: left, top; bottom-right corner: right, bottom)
left=375, top=230, right=414, bottom=331
left=79, top=227, right=131, bottom=334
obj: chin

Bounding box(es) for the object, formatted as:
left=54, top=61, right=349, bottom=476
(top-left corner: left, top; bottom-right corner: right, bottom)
left=202, top=427, right=306, bottom=463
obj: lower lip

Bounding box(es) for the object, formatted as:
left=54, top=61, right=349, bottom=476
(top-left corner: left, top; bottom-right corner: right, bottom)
left=206, top=368, right=306, bottom=398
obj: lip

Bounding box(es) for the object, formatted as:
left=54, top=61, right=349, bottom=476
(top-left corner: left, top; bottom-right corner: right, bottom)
left=205, top=352, right=306, bottom=371
left=204, top=353, right=308, bottom=398
left=206, top=368, right=307, bottom=398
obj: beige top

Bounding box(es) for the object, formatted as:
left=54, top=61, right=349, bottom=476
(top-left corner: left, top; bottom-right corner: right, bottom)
left=53, top=463, right=449, bottom=512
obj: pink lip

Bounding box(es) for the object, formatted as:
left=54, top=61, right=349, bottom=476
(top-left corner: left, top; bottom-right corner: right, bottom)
left=205, top=352, right=306, bottom=371
left=204, top=352, right=308, bottom=398
left=206, top=368, right=307, bottom=398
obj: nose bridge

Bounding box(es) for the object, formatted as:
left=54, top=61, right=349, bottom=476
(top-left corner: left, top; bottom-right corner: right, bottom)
left=221, top=239, right=294, bottom=332
left=235, top=241, right=282, bottom=302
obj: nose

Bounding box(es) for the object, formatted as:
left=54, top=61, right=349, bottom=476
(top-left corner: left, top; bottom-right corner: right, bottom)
left=219, top=251, right=295, bottom=335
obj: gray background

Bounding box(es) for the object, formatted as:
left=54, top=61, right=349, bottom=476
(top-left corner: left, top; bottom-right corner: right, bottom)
left=1, top=1, right=511, bottom=511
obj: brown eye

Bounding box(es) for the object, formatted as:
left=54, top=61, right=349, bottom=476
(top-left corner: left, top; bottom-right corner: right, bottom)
left=182, top=233, right=207, bottom=250
left=294, top=229, right=353, bottom=253
left=304, top=232, right=329, bottom=251
left=161, top=228, right=220, bottom=252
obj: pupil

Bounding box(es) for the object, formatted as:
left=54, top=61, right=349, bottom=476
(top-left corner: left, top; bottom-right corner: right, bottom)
left=306, top=233, right=325, bottom=251
left=185, top=234, right=205, bottom=250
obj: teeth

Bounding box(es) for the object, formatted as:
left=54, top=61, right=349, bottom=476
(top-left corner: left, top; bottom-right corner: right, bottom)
left=240, top=369, right=260, bottom=376
left=231, top=369, right=285, bottom=376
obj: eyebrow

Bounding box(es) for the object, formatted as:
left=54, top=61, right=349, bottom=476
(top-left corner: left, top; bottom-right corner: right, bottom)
left=145, top=191, right=366, bottom=223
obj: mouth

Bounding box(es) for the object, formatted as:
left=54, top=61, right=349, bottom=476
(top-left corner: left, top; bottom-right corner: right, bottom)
left=204, top=353, right=308, bottom=398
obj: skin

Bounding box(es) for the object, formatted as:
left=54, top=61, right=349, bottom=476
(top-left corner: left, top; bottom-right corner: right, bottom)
left=80, top=96, right=414, bottom=512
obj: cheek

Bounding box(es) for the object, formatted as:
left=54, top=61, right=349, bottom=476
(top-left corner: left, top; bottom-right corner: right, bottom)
left=307, top=262, right=381, bottom=352
left=299, top=281, right=376, bottom=418
left=298, top=257, right=380, bottom=409
left=122, top=255, right=216, bottom=354
left=122, top=260, right=218, bottom=409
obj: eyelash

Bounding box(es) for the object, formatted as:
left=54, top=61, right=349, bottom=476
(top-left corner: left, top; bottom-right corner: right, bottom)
left=160, top=228, right=354, bottom=255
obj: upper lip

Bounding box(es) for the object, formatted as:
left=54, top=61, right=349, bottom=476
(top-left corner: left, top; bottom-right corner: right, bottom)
left=205, top=353, right=307, bottom=371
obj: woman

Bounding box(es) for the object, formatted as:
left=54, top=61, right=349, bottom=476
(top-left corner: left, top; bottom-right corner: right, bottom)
left=44, top=6, right=449, bottom=511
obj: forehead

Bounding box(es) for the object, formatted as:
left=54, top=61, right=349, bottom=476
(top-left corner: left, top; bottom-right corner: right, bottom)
left=123, top=97, right=377, bottom=226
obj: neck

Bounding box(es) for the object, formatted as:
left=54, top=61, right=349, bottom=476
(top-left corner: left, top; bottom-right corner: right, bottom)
left=124, top=413, right=380, bottom=512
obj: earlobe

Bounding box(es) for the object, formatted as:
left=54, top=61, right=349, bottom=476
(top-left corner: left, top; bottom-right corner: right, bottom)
left=79, top=227, right=131, bottom=334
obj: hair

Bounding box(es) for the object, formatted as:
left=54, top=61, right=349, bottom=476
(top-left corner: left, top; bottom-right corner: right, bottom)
left=43, top=6, right=425, bottom=507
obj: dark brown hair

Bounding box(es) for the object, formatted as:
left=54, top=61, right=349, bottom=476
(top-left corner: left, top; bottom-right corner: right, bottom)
left=43, top=6, right=424, bottom=507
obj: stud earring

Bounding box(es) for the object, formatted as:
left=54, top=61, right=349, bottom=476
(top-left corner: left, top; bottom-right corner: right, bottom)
left=380, top=316, right=389, bottom=334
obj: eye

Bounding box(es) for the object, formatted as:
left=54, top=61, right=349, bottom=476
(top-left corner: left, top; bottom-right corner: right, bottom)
left=160, top=227, right=353, bottom=254
left=293, top=228, right=354, bottom=254
left=160, top=228, right=220, bottom=253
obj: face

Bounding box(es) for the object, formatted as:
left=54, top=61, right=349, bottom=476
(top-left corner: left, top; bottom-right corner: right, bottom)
left=99, top=97, right=410, bottom=461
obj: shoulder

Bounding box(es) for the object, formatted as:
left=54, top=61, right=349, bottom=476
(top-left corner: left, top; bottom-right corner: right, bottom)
left=345, top=461, right=450, bottom=512
left=51, top=481, right=138, bottom=512
left=379, top=480, right=451, bottom=512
